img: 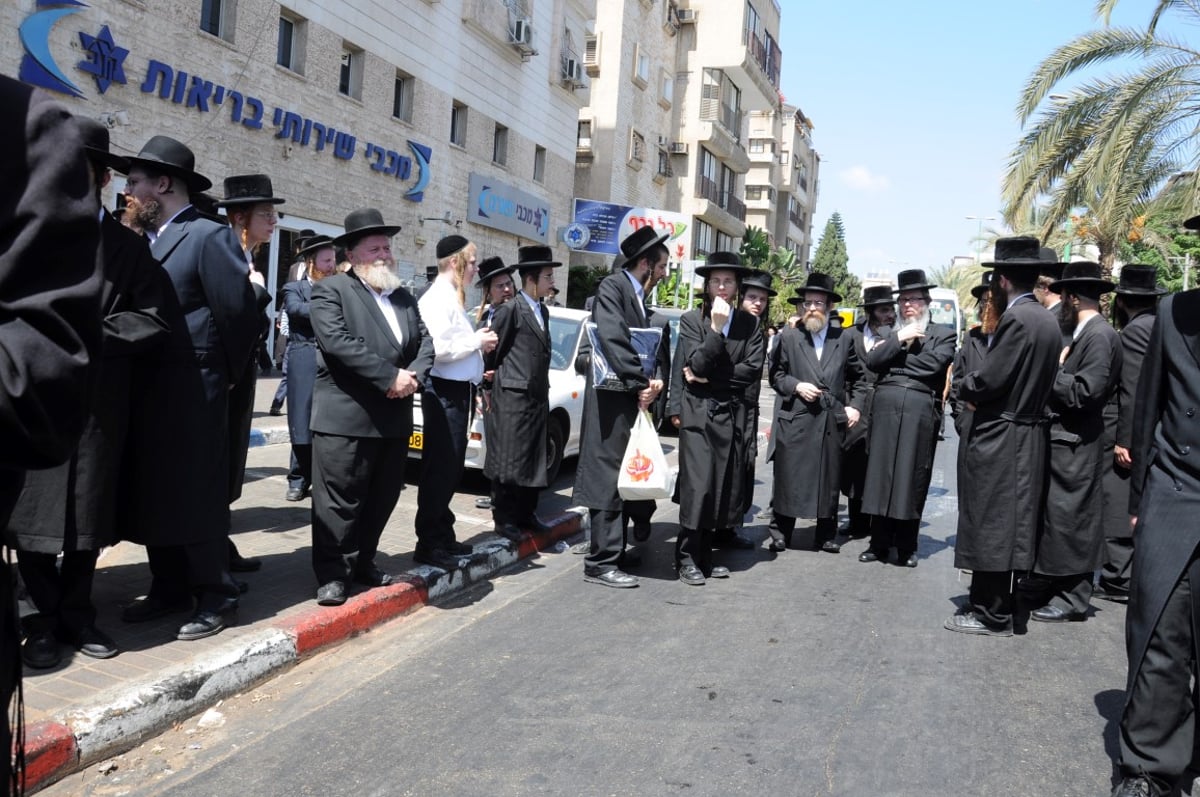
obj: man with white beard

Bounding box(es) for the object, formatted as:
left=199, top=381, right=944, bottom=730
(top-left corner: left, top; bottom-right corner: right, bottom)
left=308, top=209, right=434, bottom=606
left=858, top=270, right=956, bottom=567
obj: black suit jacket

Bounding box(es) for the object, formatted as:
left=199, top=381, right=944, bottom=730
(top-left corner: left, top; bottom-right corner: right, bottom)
left=310, top=272, right=434, bottom=438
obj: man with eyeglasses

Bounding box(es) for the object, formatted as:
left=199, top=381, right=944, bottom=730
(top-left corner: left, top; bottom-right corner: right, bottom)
left=858, top=270, right=956, bottom=568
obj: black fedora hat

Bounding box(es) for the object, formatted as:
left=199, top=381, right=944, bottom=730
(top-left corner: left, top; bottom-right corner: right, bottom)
left=76, top=117, right=129, bottom=172
left=476, top=256, right=517, bottom=287
left=620, top=226, right=670, bottom=265
left=788, top=272, right=842, bottom=304
left=215, top=174, right=285, bottom=207
left=970, top=271, right=994, bottom=300
left=894, top=269, right=938, bottom=293
left=860, top=284, right=896, bottom=307
left=1049, top=261, right=1116, bottom=293
left=984, top=236, right=1047, bottom=268
left=296, top=234, right=335, bottom=259
left=741, top=269, right=777, bottom=297
left=695, top=251, right=751, bottom=278
left=1115, top=264, right=1167, bottom=296
left=515, top=244, right=563, bottom=271
left=334, top=208, right=401, bottom=247
left=125, top=135, right=212, bottom=192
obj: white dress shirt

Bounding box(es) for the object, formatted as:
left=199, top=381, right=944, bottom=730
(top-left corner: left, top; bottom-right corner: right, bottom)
left=519, top=290, right=544, bottom=330
left=418, top=275, right=484, bottom=383
left=147, top=203, right=193, bottom=243
left=810, top=322, right=829, bottom=360
left=358, top=276, right=404, bottom=348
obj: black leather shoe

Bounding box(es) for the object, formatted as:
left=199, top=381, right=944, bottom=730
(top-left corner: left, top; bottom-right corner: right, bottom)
left=583, top=569, right=639, bottom=588
left=858, top=550, right=881, bottom=563
left=66, top=626, right=119, bottom=659
left=177, top=609, right=235, bottom=641
left=122, top=596, right=191, bottom=623
left=414, top=549, right=468, bottom=570
left=713, top=531, right=755, bottom=550
left=446, top=540, right=474, bottom=555
left=1094, top=583, right=1130, bottom=603
left=22, top=631, right=60, bottom=669
left=632, top=520, right=652, bottom=542
left=898, top=553, right=918, bottom=568
left=353, top=566, right=394, bottom=588
left=820, top=540, right=841, bottom=554
left=1111, top=776, right=1154, bottom=797
left=943, top=612, right=1013, bottom=637
left=708, top=566, right=730, bottom=579
left=316, top=580, right=347, bottom=606
left=768, top=539, right=787, bottom=553
left=495, top=523, right=525, bottom=542
left=230, top=552, right=262, bottom=572
left=285, top=487, right=306, bottom=502
left=678, top=565, right=706, bottom=586
left=1031, top=605, right=1087, bottom=623
left=268, top=404, right=284, bottom=416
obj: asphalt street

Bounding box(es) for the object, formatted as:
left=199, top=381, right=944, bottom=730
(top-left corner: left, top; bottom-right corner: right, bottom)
left=42, top=403, right=1134, bottom=797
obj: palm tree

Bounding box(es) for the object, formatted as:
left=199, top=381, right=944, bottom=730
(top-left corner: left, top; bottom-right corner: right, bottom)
left=929, top=261, right=987, bottom=313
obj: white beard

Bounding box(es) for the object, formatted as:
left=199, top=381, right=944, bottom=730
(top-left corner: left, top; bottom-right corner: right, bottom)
left=354, top=260, right=402, bottom=292
left=900, top=314, right=929, bottom=335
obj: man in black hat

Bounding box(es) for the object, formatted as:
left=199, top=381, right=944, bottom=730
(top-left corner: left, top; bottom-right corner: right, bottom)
left=858, top=270, right=956, bottom=568
left=476, top=256, right=517, bottom=328
left=9, top=117, right=170, bottom=667
left=119, top=135, right=260, bottom=641
left=839, top=284, right=896, bottom=539
left=728, top=269, right=775, bottom=545
left=946, top=237, right=1062, bottom=636
left=308, top=209, right=433, bottom=603
left=574, top=226, right=668, bottom=587
left=485, top=247, right=562, bottom=540
left=1097, top=265, right=1165, bottom=603
left=764, top=272, right=863, bottom=555
left=948, top=271, right=995, bottom=436
left=1023, top=263, right=1121, bottom=622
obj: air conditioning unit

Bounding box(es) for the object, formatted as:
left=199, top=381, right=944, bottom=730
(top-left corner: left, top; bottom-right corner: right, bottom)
left=511, top=17, right=533, bottom=48
left=669, top=141, right=689, bottom=155
left=657, top=135, right=670, bottom=147
left=676, top=9, right=697, bottom=24
left=563, top=57, right=585, bottom=87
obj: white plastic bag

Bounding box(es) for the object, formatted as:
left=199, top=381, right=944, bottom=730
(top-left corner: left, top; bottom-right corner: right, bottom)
left=618, top=411, right=676, bottom=500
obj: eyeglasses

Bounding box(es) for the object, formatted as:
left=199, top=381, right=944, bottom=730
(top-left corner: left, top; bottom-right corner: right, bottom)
left=801, top=300, right=827, bottom=309
left=898, top=296, right=927, bottom=305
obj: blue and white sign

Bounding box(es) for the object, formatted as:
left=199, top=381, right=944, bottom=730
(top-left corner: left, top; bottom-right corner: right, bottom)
left=467, top=172, right=550, bottom=243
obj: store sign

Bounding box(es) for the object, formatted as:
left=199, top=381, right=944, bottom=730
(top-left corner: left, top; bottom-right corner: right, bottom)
left=16, top=2, right=432, bottom=201
left=467, top=173, right=550, bottom=243
left=571, top=199, right=691, bottom=263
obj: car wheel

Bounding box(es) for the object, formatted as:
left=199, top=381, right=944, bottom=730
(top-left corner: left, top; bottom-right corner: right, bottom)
left=545, top=417, right=565, bottom=484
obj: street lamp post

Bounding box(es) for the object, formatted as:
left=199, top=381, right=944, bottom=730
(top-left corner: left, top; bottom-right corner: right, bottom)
left=965, top=215, right=997, bottom=264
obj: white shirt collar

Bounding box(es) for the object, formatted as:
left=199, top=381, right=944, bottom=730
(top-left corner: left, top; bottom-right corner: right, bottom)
left=1007, top=292, right=1034, bottom=310
left=623, top=269, right=645, bottom=305
left=1073, top=312, right=1098, bottom=341
left=151, top=203, right=193, bottom=241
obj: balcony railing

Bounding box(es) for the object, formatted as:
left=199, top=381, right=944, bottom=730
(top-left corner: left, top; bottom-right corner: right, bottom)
left=742, top=28, right=781, bottom=89
left=790, top=208, right=804, bottom=228
left=696, top=175, right=747, bottom=221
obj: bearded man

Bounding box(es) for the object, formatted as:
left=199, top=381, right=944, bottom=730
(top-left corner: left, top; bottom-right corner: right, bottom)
left=948, top=272, right=997, bottom=436
left=308, top=209, right=434, bottom=606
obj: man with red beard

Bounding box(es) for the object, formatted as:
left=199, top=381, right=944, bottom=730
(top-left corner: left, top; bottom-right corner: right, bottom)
left=308, top=209, right=434, bottom=606
left=948, top=271, right=996, bottom=436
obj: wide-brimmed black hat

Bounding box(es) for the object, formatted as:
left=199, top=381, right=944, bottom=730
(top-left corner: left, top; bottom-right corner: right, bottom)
left=894, top=269, right=938, bottom=293
left=788, top=272, right=842, bottom=304
left=476, top=256, right=516, bottom=287
left=76, top=117, right=129, bottom=172
left=334, top=208, right=401, bottom=247
left=740, top=269, right=777, bottom=297
left=515, top=245, right=563, bottom=271
left=1115, top=264, right=1167, bottom=296
left=695, top=251, right=751, bottom=278
left=970, top=271, right=994, bottom=300
left=215, top=174, right=285, bottom=208
left=1049, top=261, right=1115, bottom=293
left=125, top=135, right=212, bottom=192
left=984, top=236, right=1047, bottom=269
left=619, top=226, right=670, bottom=265
left=860, top=284, right=896, bottom=307
left=297, top=235, right=335, bottom=259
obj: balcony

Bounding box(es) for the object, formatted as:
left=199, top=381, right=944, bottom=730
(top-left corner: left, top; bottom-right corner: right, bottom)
left=696, top=175, right=747, bottom=223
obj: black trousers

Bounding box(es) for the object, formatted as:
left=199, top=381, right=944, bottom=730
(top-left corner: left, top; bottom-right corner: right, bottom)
left=1031, top=571, right=1094, bottom=615
left=415, top=377, right=471, bottom=552
left=968, top=570, right=1015, bottom=628
left=676, top=528, right=714, bottom=573
left=227, top=354, right=257, bottom=505
left=585, top=508, right=628, bottom=573
left=769, top=514, right=836, bottom=549
left=311, top=432, right=407, bottom=585
left=1101, top=535, right=1134, bottom=595
left=17, top=550, right=99, bottom=634
left=146, top=538, right=239, bottom=613
left=491, top=482, right=539, bottom=528
left=1117, top=552, right=1200, bottom=795
left=288, top=442, right=312, bottom=491
left=867, top=517, right=920, bottom=558
left=272, top=343, right=289, bottom=407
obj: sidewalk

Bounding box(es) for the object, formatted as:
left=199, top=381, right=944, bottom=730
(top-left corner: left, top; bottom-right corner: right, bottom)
left=19, top=373, right=585, bottom=791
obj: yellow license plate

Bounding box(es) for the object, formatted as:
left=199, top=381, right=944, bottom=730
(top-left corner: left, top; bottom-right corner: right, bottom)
left=408, top=432, right=423, bottom=450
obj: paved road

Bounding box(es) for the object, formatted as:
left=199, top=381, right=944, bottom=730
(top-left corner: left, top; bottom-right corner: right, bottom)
left=43, top=415, right=1131, bottom=797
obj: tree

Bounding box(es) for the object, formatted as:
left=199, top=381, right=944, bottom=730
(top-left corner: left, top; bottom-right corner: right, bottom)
left=565, top=265, right=610, bottom=310
left=929, top=261, right=988, bottom=315
left=739, top=226, right=771, bottom=269
left=810, top=212, right=861, bottom=303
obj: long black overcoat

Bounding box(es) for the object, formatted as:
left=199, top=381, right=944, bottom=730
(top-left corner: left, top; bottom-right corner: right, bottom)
left=484, top=295, right=551, bottom=486
left=282, top=278, right=317, bottom=445
left=954, top=295, right=1061, bottom=571
left=766, top=323, right=861, bottom=519
left=1100, top=310, right=1154, bottom=540
left=861, top=323, right=955, bottom=520
left=1037, top=316, right=1122, bottom=575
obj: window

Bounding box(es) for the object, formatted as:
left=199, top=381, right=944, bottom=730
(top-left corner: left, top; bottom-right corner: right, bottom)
left=276, top=13, right=305, bottom=73
left=694, top=219, right=715, bottom=258
left=200, top=0, right=234, bottom=41
left=633, top=44, right=650, bottom=88
left=339, top=45, right=363, bottom=99
left=659, top=69, right=673, bottom=109
left=717, top=230, right=736, bottom=253
left=450, top=102, right=468, bottom=147
left=577, top=119, right=593, bottom=149
left=584, top=33, right=600, bottom=75
left=746, top=186, right=763, bottom=200
left=629, top=129, right=646, bottom=164
left=533, top=145, right=547, bottom=183
left=392, top=72, right=414, bottom=122
left=749, top=138, right=773, bottom=154
left=493, top=124, right=509, bottom=166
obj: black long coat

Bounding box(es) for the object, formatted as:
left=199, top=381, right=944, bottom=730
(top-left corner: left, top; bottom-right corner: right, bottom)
left=123, top=207, right=259, bottom=546
left=839, top=324, right=883, bottom=501
left=1126, top=293, right=1200, bottom=689
left=484, top=294, right=551, bottom=486
left=948, top=326, right=988, bottom=436
left=954, top=295, right=1062, bottom=572
left=1037, top=316, right=1122, bottom=575
left=282, top=278, right=317, bottom=445
left=766, top=323, right=862, bottom=519
left=862, top=323, right=956, bottom=520
left=672, top=308, right=765, bottom=530
left=10, top=212, right=169, bottom=553
left=572, top=272, right=652, bottom=512
left=1100, top=310, right=1154, bottom=540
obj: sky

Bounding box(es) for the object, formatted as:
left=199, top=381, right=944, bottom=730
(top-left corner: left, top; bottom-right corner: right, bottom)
left=777, top=0, right=1176, bottom=281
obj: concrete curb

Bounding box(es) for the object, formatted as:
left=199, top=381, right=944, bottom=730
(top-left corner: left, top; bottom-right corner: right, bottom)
left=24, top=508, right=584, bottom=792
left=248, top=426, right=290, bottom=448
